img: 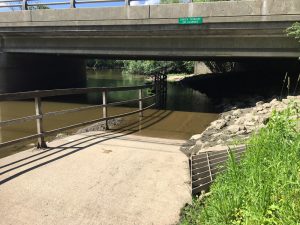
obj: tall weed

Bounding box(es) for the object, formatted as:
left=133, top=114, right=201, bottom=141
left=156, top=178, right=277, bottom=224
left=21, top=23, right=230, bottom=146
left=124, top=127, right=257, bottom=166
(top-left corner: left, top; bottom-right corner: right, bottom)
left=181, top=105, right=300, bottom=225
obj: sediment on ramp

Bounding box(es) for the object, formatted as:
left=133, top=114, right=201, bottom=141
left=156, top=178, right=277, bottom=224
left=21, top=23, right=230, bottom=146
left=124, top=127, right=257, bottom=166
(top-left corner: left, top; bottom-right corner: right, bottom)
left=0, top=131, right=191, bottom=225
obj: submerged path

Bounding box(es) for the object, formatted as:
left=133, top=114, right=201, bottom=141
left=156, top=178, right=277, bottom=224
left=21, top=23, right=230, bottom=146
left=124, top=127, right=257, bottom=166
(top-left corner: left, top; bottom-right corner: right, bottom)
left=0, top=131, right=191, bottom=225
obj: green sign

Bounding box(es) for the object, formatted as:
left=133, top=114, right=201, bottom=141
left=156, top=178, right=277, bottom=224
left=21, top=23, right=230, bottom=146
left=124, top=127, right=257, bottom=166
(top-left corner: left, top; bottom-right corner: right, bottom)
left=178, top=17, right=203, bottom=25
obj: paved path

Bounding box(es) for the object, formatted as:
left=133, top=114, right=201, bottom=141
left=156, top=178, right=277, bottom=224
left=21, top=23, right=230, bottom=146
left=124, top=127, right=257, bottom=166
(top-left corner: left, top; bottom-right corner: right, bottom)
left=0, top=131, right=191, bottom=225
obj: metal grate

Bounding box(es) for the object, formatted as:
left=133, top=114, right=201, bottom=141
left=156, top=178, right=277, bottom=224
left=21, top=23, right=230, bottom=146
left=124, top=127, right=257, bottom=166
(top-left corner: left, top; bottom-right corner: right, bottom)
left=190, top=146, right=246, bottom=195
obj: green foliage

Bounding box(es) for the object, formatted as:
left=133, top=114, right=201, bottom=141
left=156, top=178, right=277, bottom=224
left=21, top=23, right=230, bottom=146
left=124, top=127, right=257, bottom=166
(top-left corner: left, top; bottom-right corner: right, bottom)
left=86, top=59, right=124, bottom=70
left=180, top=104, right=300, bottom=225
left=28, top=4, right=50, bottom=10
left=160, top=0, right=233, bottom=3
left=160, top=0, right=179, bottom=4
left=193, top=0, right=231, bottom=2
left=122, top=60, right=194, bottom=76
left=287, top=22, right=300, bottom=42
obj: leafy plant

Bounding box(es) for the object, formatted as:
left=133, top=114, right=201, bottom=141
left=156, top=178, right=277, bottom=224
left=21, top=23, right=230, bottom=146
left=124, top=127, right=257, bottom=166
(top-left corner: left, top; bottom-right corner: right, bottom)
left=180, top=104, right=300, bottom=224
left=122, top=60, right=194, bottom=76
left=287, top=22, right=300, bottom=41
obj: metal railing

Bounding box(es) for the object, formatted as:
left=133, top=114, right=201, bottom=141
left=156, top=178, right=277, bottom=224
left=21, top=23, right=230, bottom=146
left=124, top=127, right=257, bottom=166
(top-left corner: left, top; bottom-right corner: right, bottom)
left=0, top=0, right=131, bottom=10
left=0, top=84, right=156, bottom=149
left=0, top=0, right=130, bottom=10
left=0, top=0, right=246, bottom=10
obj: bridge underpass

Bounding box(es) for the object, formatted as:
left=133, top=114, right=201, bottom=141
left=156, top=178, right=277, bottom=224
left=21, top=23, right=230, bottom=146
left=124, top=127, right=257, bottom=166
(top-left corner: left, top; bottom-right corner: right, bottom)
left=0, top=0, right=299, bottom=92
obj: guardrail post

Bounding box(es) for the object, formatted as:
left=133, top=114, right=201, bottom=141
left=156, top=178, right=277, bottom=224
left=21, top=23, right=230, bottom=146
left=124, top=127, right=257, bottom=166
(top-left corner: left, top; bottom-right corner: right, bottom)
left=34, top=97, right=47, bottom=148
left=70, top=0, right=76, bottom=8
left=155, top=75, right=160, bottom=108
left=102, top=91, right=109, bottom=130
left=22, top=0, right=28, bottom=10
left=139, top=88, right=143, bottom=117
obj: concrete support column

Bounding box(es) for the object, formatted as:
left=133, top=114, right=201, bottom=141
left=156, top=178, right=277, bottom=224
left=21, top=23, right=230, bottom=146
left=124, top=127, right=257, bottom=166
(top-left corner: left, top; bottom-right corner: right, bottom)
left=194, top=61, right=212, bottom=75
left=0, top=53, right=86, bottom=93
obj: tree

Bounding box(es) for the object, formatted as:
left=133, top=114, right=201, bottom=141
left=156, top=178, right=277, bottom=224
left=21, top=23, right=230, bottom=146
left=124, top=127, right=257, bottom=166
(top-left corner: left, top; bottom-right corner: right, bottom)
left=86, top=59, right=123, bottom=70
left=122, top=60, right=194, bottom=75
left=29, top=4, right=50, bottom=10
left=287, top=22, right=300, bottom=41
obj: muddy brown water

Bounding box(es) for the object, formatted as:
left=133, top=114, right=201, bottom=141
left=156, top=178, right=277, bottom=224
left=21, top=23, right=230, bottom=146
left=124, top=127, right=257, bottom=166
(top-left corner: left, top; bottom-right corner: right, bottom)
left=0, top=70, right=218, bottom=158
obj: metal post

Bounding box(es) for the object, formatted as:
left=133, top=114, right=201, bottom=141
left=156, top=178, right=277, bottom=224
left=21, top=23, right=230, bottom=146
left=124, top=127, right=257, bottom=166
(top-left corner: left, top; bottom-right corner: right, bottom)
left=34, top=97, right=47, bottom=148
left=139, top=88, right=143, bottom=117
left=163, top=74, right=167, bottom=109
left=102, top=91, right=108, bottom=130
left=22, top=0, right=28, bottom=10
left=125, top=0, right=130, bottom=6
left=206, top=152, right=213, bottom=182
left=70, top=0, right=76, bottom=8
left=157, top=75, right=161, bottom=108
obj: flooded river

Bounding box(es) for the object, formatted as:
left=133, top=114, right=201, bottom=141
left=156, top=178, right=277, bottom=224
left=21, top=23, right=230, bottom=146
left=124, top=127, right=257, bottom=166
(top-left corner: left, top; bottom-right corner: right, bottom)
left=0, top=70, right=218, bottom=158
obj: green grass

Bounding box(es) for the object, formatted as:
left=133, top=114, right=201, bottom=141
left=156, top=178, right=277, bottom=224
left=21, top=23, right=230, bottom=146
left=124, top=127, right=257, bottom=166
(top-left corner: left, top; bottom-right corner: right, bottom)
left=180, top=103, right=300, bottom=225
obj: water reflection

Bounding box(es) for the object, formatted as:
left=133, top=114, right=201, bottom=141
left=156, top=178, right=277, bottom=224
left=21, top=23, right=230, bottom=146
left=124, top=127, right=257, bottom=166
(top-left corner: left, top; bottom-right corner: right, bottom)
left=86, top=70, right=146, bottom=105
left=86, top=70, right=216, bottom=112
left=166, top=82, right=215, bottom=113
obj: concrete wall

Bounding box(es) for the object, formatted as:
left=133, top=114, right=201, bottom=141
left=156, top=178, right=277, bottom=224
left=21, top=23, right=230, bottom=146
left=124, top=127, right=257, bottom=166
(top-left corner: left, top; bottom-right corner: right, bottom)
left=0, top=54, right=86, bottom=93
left=0, top=0, right=299, bottom=26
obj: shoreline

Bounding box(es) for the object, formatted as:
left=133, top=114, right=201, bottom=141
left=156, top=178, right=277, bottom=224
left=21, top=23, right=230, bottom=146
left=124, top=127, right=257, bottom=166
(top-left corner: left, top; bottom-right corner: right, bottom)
left=145, top=73, right=201, bottom=83
left=182, top=95, right=300, bottom=156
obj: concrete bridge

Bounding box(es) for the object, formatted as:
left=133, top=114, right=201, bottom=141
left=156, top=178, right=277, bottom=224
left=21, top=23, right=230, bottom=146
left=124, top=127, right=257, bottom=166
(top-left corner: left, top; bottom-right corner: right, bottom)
left=0, top=0, right=299, bottom=92
left=0, top=0, right=300, bottom=58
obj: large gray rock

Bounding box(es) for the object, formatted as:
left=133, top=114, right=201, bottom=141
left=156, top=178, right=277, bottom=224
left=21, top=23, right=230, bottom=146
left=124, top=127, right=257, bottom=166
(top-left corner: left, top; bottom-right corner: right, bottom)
left=211, top=119, right=227, bottom=130
left=232, top=109, right=242, bottom=117
left=190, top=134, right=202, bottom=140
left=256, top=101, right=264, bottom=106
left=227, top=125, right=244, bottom=133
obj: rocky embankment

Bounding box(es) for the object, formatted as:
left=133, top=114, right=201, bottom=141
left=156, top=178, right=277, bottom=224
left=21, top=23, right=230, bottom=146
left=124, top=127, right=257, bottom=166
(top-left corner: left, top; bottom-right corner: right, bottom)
left=55, top=118, right=123, bottom=139
left=76, top=118, right=122, bottom=134
left=183, top=96, right=300, bottom=156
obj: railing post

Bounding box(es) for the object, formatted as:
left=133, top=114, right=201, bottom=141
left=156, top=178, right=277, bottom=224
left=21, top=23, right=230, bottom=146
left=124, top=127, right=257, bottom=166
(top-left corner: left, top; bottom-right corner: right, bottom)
left=34, top=97, right=47, bottom=148
left=139, top=88, right=143, bottom=117
left=155, top=75, right=160, bottom=108
left=70, top=0, right=76, bottom=8
left=22, top=0, right=28, bottom=10
left=102, top=90, right=108, bottom=130
left=125, top=0, right=130, bottom=6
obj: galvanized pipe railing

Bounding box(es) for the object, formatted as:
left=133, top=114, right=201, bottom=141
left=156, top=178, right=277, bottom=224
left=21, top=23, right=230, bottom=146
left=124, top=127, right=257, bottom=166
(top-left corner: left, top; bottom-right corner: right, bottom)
left=0, top=0, right=132, bottom=9
left=0, top=84, right=156, bottom=149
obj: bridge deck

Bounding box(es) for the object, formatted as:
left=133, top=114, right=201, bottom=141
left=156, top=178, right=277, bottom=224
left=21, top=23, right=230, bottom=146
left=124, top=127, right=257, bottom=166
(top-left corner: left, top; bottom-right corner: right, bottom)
left=0, top=131, right=191, bottom=225
left=1, top=0, right=300, bottom=58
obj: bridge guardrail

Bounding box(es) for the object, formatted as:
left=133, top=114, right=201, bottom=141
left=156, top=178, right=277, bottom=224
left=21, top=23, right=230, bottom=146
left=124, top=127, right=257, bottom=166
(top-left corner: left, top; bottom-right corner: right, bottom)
left=0, top=0, right=133, bottom=10
left=0, top=84, right=156, bottom=149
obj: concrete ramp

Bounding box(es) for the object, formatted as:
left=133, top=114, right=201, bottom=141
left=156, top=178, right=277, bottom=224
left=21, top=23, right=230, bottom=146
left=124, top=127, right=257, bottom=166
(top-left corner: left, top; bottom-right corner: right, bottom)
left=0, top=132, right=191, bottom=225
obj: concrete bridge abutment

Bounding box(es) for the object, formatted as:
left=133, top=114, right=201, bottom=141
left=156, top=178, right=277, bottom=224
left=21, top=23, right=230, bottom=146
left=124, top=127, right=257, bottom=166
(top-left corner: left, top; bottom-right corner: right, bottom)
left=0, top=53, right=86, bottom=93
